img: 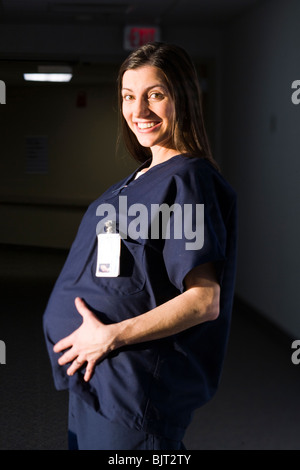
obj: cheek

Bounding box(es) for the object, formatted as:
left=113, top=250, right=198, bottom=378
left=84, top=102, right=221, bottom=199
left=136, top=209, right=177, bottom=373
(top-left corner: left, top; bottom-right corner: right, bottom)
left=165, top=103, right=175, bottom=125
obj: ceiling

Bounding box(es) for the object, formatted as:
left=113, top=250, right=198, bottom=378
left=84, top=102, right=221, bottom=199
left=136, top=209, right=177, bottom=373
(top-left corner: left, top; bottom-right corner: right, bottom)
left=0, top=0, right=262, bottom=86
left=0, top=0, right=261, bottom=27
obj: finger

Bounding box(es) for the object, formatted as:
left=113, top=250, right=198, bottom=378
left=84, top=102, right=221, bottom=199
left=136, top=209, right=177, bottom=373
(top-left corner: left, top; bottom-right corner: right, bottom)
left=58, top=348, right=78, bottom=366
left=67, top=358, right=85, bottom=376
left=74, top=297, right=91, bottom=319
left=84, top=361, right=96, bottom=382
left=53, top=335, right=73, bottom=353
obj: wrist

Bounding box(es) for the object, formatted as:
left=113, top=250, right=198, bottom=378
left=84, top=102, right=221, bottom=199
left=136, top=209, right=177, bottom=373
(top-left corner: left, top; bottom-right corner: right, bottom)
left=108, top=320, right=129, bottom=351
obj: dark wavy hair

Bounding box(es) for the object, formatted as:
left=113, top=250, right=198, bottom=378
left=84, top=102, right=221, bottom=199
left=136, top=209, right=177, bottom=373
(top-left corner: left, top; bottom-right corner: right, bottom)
left=117, top=42, right=218, bottom=170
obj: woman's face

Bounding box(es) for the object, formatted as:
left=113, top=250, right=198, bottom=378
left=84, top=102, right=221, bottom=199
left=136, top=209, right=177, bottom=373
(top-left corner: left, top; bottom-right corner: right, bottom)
left=121, top=65, right=175, bottom=152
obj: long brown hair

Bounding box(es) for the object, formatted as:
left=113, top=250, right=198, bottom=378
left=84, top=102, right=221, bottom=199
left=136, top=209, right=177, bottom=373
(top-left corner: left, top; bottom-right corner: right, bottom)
left=117, top=42, right=218, bottom=170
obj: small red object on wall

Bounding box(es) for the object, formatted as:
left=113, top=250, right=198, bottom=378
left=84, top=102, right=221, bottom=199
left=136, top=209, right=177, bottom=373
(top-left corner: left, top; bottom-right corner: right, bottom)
left=124, top=26, right=161, bottom=51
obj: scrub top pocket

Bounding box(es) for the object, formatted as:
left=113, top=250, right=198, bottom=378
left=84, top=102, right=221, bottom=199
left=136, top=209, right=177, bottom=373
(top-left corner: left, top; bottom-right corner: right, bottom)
left=91, top=238, right=146, bottom=296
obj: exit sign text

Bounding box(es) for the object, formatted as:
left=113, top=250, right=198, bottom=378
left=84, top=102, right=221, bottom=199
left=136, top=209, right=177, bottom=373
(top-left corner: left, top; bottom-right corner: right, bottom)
left=124, top=26, right=161, bottom=51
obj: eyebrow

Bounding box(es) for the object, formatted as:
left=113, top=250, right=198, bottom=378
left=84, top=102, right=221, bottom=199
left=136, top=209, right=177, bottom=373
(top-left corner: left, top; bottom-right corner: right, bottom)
left=121, top=84, right=167, bottom=92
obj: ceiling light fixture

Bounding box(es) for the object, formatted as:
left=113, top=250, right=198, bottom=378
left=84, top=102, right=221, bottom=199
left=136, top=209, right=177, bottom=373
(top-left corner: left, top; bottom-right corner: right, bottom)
left=24, top=65, right=73, bottom=82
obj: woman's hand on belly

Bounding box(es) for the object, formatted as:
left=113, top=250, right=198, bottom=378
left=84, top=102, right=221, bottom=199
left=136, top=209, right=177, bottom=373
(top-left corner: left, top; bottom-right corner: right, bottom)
left=53, top=263, right=220, bottom=383
left=53, top=297, right=119, bottom=382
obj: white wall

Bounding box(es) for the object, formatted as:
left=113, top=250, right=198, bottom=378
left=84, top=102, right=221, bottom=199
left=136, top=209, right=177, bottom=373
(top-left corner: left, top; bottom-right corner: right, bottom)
left=221, top=0, right=300, bottom=336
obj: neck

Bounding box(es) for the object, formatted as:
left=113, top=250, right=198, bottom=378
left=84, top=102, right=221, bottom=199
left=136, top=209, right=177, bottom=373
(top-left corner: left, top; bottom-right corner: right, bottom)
left=148, top=146, right=180, bottom=169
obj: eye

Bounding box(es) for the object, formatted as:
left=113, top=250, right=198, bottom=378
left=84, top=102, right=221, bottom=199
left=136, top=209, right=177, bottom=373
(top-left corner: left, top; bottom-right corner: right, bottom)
left=149, top=91, right=164, bottom=100
left=123, top=94, right=134, bottom=101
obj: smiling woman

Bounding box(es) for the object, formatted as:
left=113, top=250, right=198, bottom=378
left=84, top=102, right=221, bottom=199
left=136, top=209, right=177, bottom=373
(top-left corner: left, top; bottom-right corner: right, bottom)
left=117, top=42, right=215, bottom=169
left=121, top=66, right=176, bottom=161
left=43, top=42, right=237, bottom=451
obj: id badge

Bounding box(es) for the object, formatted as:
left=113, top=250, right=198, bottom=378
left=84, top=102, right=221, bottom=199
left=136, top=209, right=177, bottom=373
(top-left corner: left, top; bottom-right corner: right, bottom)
left=96, top=222, right=121, bottom=277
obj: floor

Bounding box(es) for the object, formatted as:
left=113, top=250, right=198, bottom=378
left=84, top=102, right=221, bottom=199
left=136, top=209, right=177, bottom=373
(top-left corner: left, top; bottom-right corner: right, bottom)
left=0, top=245, right=300, bottom=450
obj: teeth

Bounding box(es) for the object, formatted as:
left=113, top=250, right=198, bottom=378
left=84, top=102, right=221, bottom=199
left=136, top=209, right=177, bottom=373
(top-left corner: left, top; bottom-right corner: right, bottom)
left=137, top=122, right=156, bottom=129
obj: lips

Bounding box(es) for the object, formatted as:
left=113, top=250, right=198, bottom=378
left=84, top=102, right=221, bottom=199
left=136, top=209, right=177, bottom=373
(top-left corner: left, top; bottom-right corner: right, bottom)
left=135, top=121, right=161, bottom=131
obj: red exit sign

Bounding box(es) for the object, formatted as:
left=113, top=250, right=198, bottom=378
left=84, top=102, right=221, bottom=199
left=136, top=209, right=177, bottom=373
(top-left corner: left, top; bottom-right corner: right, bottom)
left=124, top=26, right=161, bottom=51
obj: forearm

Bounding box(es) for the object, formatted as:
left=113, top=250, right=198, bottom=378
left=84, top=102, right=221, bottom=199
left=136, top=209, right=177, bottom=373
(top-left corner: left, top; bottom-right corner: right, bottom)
left=110, top=283, right=220, bottom=351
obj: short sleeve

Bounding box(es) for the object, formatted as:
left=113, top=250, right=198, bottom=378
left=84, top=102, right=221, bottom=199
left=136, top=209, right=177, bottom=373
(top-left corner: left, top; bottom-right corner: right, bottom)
left=162, top=164, right=236, bottom=293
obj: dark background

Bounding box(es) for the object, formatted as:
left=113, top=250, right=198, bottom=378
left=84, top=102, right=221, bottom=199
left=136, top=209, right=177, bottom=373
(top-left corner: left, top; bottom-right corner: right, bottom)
left=0, top=0, right=300, bottom=450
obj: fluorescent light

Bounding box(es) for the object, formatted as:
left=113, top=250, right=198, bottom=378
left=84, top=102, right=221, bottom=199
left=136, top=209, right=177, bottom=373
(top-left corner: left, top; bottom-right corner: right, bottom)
left=24, top=65, right=73, bottom=82
left=24, top=73, right=72, bottom=82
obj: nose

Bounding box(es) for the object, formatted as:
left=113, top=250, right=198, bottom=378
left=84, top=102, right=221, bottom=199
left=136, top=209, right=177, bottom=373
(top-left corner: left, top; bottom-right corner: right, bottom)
left=133, top=96, right=151, bottom=118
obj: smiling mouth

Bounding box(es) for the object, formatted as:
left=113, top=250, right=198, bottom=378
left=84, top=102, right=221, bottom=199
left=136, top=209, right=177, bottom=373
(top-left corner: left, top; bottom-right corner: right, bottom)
left=136, top=121, right=160, bottom=130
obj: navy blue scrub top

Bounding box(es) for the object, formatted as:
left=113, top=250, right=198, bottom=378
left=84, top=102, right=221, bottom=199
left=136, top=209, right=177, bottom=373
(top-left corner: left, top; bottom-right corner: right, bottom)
left=43, top=154, right=237, bottom=440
